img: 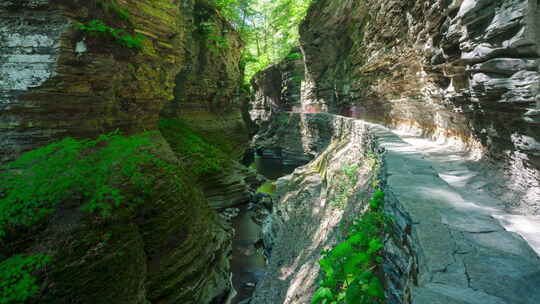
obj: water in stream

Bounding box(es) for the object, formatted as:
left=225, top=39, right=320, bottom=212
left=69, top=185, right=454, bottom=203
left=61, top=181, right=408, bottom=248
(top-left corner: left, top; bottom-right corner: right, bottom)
left=228, top=152, right=296, bottom=304
left=229, top=206, right=266, bottom=304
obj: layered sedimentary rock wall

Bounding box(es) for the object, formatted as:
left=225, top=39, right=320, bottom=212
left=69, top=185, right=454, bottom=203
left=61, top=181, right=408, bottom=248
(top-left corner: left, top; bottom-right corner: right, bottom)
left=0, top=1, right=248, bottom=303
left=161, top=0, right=248, bottom=153
left=248, top=0, right=540, bottom=302
left=250, top=113, right=380, bottom=303
left=0, top=0, right=182, bottom=162
left=293, top=0, right=540, bottom=213
left=250, top=50, right=304, bottom=127
left=250, top=112, right=540, bottom=304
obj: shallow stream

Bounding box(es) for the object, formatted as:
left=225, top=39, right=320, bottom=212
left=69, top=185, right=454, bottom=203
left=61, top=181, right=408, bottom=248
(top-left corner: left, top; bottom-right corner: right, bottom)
left=228, top=153, right=296, bottom=304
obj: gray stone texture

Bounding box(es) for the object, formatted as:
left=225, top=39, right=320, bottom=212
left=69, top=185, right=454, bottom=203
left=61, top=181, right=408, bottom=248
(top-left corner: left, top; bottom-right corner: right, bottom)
left=298, top=0, right=540, bottom=214
left=250, top=113, right=540, bottom=304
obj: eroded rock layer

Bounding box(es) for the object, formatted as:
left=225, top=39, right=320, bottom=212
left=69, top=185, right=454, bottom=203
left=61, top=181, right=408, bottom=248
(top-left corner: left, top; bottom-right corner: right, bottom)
left=0, top=0, right=248, bottom=303
left=297, top=0, right=540, bottom=213
left=250, top=113, right=540, bottom=304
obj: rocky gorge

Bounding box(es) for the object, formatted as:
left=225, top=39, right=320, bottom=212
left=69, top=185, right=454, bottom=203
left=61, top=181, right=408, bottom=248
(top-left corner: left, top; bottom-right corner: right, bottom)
left=1, top=0, right=540, bottom=303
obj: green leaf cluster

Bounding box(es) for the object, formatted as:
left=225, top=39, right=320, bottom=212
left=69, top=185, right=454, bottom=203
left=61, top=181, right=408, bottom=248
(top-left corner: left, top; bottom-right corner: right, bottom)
left=207, top=0, right=313, bottom=83
left=159, top=119, right=231, bottom=179
left=0, top=132, right=162, bottom=238
left=312, top=189, right=390, bottom=304
left=331, top=164, right=359, bottom=208
left=77, top=20, right=144, bottom=49
left=286, top=51, right=302, bottom=61
left=0, top=254, right=50, bottom=304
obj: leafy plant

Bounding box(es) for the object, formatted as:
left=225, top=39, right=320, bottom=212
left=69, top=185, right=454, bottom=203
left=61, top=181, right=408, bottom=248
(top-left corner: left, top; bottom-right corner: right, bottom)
left=208, top=34, right=231, bottom=53
left=286, top=51, right=302, bottom=61
left=330, top=164, right=359, bottom=208
left=0, top=254, right=51, bottom=304
left=77, top=19, right=144, bottom=49
left=0, top=131, right=162, bottom=238
left=312, top=189, right=390, bottom=304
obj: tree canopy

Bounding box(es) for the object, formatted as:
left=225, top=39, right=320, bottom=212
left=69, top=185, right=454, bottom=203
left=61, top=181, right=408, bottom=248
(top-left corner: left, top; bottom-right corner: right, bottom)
left=212, top=0, right=313, bottom=83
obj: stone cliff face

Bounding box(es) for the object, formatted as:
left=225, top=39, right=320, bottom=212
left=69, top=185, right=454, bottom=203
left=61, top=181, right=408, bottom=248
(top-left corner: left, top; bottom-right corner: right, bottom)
left=250, top=113, right=381, bottom=304
left=0, top=0, right=183, bottom=163
left=161, top=0, right=248, bottom=154
left=1, top=0, right=248, bottom=303
left=1, top=0, right=246, bottom=162
left=250, top=112, right=540, bottom=304
left=297, top=0, right=540, bottom=213
left=248, top=0, right=540, bottom=303
left=250, top=50, right=304, bottom=127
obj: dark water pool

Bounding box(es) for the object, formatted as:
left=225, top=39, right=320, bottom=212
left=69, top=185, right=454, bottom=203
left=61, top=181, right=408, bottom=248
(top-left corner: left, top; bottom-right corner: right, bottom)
left=228, top=154, right=294, bottom=303
left=229, top=206, right=266, bottom=304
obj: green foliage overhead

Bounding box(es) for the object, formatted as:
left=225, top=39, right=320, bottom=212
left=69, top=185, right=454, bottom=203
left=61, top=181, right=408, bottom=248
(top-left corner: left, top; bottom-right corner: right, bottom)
left=0, top=132, right=162, bottom=238
left=77, top=20, right=144, bottom=49
left=0, top=254, right=50, bottom=304
left=210, top=0, right=313, bottom=83
left=159, top=119, right=231, bottom=178
left=312, top=189, right=391, bottom=304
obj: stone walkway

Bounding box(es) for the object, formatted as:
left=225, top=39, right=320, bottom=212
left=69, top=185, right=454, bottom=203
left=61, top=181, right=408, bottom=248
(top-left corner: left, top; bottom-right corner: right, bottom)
left=396, top=131, right=540, bottom=257
left=373, top=125, right=540, bottom=304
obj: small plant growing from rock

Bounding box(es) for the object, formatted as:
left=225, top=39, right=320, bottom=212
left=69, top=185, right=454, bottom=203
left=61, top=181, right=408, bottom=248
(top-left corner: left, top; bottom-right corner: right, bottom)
left=312, top=189, right=390, bottom=304
left=330, top=164, right=359, bottom=208
left=286, top=51, right=302, bottom=61
left=77, top=20, right=144, bottom=49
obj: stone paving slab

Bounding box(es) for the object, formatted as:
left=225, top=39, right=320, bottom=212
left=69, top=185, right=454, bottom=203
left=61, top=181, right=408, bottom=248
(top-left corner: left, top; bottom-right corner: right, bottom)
left=371, top=124, right=540, bottom=304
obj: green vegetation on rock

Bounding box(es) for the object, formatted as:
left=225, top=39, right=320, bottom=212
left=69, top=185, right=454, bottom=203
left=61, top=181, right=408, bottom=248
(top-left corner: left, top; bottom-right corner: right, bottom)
left=257, top=180, right=276, bottom=194
left=97, top=0, right=131, bottom=21
left=331, top=164, right=359, bottom=208
left=159, top=119, right=231, bottom=178
left=76, top=0, right=145, bottom=50
left=0, top=254, right=51, bottom=304
left=312, top=189, right=390, bottom=304
left=77, top=20, right=144, bottom=49
left=0, top=131, right=162, bottom=238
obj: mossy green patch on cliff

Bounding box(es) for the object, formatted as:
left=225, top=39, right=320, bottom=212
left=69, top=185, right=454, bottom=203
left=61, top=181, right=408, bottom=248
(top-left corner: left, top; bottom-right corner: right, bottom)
left=159, top=118, right=232, bottom=179
left=257, top=180, right=276, bottom=195
left=330, top=164, right=359, bottom=208
left=0, top=131, right=164, bottom=238
left=77, top=20, right=145, bottom=49
left=0, top=254, right=51, bottom=304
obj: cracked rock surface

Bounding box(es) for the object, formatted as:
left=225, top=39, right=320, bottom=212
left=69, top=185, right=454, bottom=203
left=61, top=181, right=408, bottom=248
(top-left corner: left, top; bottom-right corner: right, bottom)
left=376, top=124, right=540, bottom=304
left=249, top=113, right=540, bottom=304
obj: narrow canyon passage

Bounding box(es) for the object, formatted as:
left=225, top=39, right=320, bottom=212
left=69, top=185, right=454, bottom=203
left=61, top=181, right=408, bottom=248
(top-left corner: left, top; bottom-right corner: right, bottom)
left=2, top=0, right=540, bottom=303
left=229, top=153, right=296, bottom=304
